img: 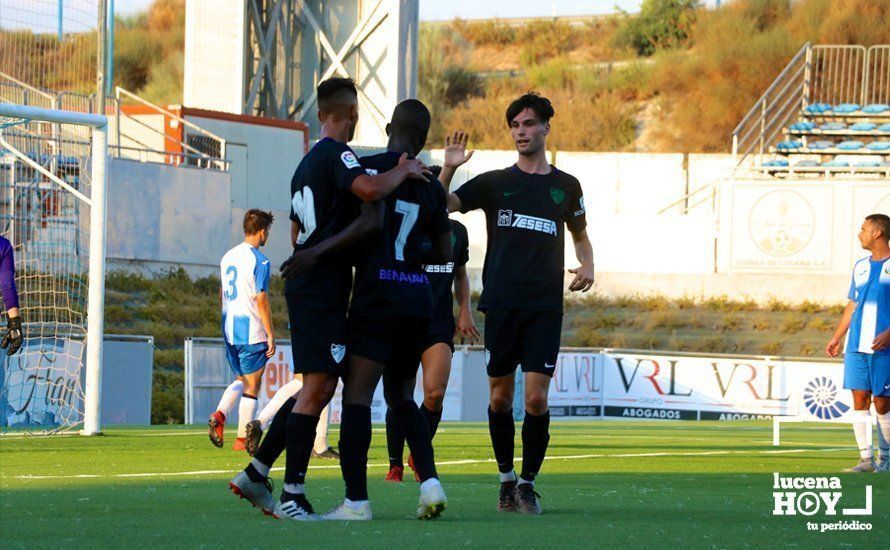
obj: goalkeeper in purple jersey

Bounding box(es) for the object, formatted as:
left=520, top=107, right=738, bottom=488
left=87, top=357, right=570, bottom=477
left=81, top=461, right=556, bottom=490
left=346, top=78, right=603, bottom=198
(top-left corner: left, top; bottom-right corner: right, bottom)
left=0, top=236, right=22, bottom=355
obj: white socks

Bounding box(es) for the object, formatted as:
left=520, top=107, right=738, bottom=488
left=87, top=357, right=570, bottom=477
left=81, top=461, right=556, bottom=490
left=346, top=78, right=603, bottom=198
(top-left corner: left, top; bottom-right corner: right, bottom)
left=877, top=412, right=890, bottom=457
left=237, top=395, right=258, bottom=438
left=216, top=380, right=244, bottom=419
left=852, top=410, right=873, bottom=460
left=499, top=470, right=517, bottom=483
left=257, top=377, right=304, bottom=430
left=250, top=458, right=270, bottom=477
left=283, top=483, right=305, bottom=495
left=314, top=403, right=331, bottom=452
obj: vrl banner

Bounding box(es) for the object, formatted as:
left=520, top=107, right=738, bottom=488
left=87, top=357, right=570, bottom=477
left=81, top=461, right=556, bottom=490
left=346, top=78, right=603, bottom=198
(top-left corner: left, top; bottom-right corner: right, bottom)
left=550, top=351, right=848, bottom=421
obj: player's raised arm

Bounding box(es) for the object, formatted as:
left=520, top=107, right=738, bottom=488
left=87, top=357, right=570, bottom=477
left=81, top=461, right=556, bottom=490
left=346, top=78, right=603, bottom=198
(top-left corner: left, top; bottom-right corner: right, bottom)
left=439, top=131, right=475, bottom=213
left=281, top=201, right=384, bottom=278
left=350, top=154, right=430, bottom=202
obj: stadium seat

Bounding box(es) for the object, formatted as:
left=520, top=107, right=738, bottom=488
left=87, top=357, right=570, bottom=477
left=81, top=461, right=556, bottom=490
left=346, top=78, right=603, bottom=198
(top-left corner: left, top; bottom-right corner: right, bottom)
left=836, top=140, right=864, bottom=150
left=776, top=140, right=803, bottom=150
left=762, top=159, right=789, bottom=167
left=850, top=122, right=877, bottom=131
left=879, top=123, right=890, bottom=133
left=833, top=103, right=860, bottom=113
left=819, top=122, right=846, bottom=131
left=854, top=160, right=881, bottom=167
left=862, top=103, right=890, bottom=114
left=789, top=121, right=816, bottom=131
left=804, top=102, right=832, bottom=114
left=821, top=159, right=849, bottom=167
left=808, top=140, right=834, bottom=150
left=793, top=160, right=819, bottom=168
left=866, top=140, right=890, bottom=151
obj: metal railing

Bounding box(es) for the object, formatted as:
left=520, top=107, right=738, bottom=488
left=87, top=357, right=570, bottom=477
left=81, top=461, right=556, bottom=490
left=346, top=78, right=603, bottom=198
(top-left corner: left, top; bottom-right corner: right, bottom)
left=864, top=45, right=890, bottom=105
left=731, top=43, right=890, bottom=171
left=114, top=87, right=227, bottom=171
left=0, top=75, right=229, bottom=172
left=807, top=45, right=866, bottom=106
left=732, top=43, right=810, bottom=169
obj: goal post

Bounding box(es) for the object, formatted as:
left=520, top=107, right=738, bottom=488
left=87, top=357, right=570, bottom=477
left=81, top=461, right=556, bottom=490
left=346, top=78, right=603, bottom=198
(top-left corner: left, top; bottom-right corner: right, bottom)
left=0, top=102, right=108, bottom=435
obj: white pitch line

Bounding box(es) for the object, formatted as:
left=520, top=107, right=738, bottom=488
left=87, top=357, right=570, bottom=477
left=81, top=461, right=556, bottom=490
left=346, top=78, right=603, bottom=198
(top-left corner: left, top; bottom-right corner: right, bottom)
left=9, top=447, right=853, bottom=481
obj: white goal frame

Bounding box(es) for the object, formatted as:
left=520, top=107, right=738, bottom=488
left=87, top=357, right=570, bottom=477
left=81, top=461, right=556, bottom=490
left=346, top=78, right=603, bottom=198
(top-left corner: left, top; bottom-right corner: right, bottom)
left=0, top=103, right=108, bottom=435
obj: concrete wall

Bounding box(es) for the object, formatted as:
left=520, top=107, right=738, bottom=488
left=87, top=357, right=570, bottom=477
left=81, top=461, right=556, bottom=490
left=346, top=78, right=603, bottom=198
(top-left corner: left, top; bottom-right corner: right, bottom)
left=105, top=148, right=887, bottom=303
left=106, top=159, right=232, bottom=270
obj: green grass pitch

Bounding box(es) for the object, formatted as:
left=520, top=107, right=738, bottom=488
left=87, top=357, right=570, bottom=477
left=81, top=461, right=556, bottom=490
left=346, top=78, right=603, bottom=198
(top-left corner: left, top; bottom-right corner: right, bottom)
left=1, top=421, right=887, bottom=548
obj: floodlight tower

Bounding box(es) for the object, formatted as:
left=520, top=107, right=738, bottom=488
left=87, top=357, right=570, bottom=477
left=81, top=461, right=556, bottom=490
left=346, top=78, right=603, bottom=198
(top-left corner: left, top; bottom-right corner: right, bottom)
left=184, top=0, right=418, bottom=144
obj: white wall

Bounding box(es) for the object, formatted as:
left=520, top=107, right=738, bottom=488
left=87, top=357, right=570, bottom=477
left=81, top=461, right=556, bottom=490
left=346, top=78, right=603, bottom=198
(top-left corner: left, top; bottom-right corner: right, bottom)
left=106, top=159, right=232, bottom=268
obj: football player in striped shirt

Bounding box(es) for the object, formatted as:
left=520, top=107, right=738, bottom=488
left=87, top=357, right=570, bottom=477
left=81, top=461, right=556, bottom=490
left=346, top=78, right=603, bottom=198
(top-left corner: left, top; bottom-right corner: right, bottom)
left=208, top=210, right=276, bottom=451
left=827, top=213, right=890, bottom=473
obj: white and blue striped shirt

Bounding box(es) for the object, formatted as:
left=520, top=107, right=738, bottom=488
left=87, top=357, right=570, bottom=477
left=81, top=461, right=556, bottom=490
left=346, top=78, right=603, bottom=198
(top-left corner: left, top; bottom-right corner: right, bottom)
left=846, top=256, right=890, bottom=354
left=220, top=242, right=271, bottom=346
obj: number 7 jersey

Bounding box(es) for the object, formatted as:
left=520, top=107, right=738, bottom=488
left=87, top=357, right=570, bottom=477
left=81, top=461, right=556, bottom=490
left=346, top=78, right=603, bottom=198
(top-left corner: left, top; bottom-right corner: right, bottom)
left=349, top=151, right=452, bottom=319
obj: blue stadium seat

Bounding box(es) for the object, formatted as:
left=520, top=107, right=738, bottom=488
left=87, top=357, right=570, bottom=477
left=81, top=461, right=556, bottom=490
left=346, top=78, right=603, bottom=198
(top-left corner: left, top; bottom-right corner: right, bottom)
left=789, top=121, right=816, bottom=131
left=833, top=103, right=860, bottom=113
left=809, top=140, right=834, bottom=150
left=804, top=103, right=832, bottom=114
left=855, top=160, right=881, bottom=167
left=762, top=159, right=789, bottom=167
left=837, top=140, right=864, bottom=150
left=819, top=122, right=846, bottom=131
left=850, top=122, right=877, bottom=131
left=822, top=160, right=849, bottom=167
left=776, top=140, right=803, bottom=150
left=880, top=123, right=890, bottom=133
left=794, top=160, right=819, bottom=168
left=866, top=140, right=890, bottom=151
left=862, top=104, right=890, bottom=114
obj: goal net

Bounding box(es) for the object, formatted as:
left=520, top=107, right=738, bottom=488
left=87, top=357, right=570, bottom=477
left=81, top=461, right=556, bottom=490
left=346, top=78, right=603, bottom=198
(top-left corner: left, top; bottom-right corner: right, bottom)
left=0, top=0, right=106, bottom=433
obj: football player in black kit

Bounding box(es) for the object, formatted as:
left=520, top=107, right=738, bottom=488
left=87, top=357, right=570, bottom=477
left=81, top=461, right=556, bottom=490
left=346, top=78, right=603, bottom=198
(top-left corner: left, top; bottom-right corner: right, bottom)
left=439, top=94, right=595, bottom=515
left=228, top=78, right=430, bottom=521
left=384, top=184, right=478, bottom=483
left=324, top=99, right=452, bottom=520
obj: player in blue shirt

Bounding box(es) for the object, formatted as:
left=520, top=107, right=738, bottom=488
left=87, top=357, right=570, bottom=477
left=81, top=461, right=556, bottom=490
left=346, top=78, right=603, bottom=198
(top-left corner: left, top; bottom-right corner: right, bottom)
left=0, top=236, right=23, bottom=356
left=209, top=210, right=275, bottom=451
left=827, top=213, right=890, bottom=473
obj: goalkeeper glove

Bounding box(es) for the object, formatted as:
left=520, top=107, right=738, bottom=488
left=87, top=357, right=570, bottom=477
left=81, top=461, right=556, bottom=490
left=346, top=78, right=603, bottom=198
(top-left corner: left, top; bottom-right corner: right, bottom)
left=1, top=315, right=23, bottom=355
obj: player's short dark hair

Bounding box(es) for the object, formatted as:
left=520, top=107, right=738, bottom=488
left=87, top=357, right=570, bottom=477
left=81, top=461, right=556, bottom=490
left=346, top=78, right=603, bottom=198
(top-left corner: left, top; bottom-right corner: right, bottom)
left=389, top=99, right=431, bottom=154
left=505, top=93, right=555, bottom=127
left=243, top=209, right=274, bottom=235
left=866, top=213, right=890, bottom=240
left=317, top=77, right=358, bottom=118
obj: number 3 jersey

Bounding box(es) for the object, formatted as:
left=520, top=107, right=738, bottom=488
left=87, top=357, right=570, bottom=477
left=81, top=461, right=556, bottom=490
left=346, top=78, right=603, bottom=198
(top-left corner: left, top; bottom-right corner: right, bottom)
left=286, top=137, right=368, bottom=305
left=220, top=242, right=271, bottom=345
left=349, top=151, right=452, bottom=319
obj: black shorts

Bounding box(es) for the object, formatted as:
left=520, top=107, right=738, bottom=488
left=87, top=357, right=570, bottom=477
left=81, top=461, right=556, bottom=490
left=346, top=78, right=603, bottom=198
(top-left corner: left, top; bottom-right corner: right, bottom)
left=422, top=317, right=455, bottom=353
left=286, top=293, right=348, bottom=376
left=349, top=313, right=430, bottom=378
left=483, top=308, right=562, bottom=378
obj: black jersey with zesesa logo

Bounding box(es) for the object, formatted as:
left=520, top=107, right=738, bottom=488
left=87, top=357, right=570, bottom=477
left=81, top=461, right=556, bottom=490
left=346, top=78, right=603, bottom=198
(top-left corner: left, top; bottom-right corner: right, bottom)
left=285, top=137, right=367, bottom=306
left=454, top=165, right=586, bottom=313
left=348, top=151, right=452, bottom=319
left=424, top=219, right=469, bottom=327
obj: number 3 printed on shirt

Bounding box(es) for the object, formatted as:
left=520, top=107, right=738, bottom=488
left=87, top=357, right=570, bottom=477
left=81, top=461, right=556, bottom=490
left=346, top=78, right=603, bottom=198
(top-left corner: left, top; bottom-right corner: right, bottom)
left=292, top=187, right=317, bottom=245
left=394, top=200, right=419, bottom=261
left=224, top=266, right=238, bottom=300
